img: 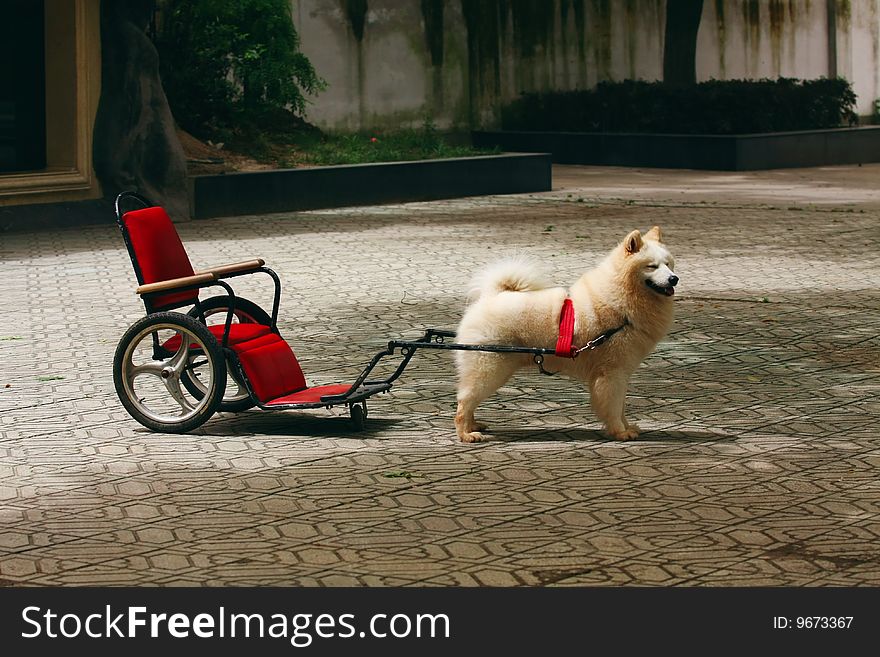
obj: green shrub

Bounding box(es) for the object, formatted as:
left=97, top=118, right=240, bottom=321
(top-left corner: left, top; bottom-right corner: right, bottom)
left=155, top=0, right=325, bottom=138
left=501, top=78, right=858, bottom=134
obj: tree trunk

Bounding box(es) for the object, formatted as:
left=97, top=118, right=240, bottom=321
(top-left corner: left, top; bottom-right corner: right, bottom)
left=663, top=0, right=705, bottom=86
left=92, top=0, right=189, bottom=220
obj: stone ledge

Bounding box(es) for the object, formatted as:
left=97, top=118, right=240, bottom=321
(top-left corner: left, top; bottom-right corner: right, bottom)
left=190, top=153, right=552, bottom=219
left=472, top=127, right=880, bottom=171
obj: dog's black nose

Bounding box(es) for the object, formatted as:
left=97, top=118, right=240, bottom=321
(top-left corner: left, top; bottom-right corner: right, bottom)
left=668, top=275, right=679, bottom=287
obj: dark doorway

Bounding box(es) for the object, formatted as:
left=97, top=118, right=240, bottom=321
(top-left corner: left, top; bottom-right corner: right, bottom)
left=0, top=0, right=46, bottom=173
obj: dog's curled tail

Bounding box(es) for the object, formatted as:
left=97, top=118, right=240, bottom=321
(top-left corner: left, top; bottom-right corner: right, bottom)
left=466, top=255, right=552, bottom=303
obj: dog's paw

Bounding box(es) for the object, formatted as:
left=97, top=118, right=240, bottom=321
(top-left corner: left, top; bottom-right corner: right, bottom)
left=459, top=431, right=487, bottom=443
left=606, top=426, right=639, bottom=441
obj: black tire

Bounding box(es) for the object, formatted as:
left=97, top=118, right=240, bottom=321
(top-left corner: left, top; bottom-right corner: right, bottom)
left=185, top=296, right=273, bottom=412
left=350, top=403, right=366, bottom=431
left=191, top=295, right=272, bottom=327
left=113, top=312, right=226, bottom=433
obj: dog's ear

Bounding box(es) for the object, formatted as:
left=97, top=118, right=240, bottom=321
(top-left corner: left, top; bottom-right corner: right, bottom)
left=624, top=229, right=643, bottom=255
left=644, top=225, right=663, bottom=242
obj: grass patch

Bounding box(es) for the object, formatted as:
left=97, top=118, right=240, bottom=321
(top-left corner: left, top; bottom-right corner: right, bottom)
left=300, top=131, right=495, bottom=166
left=208, top=116, right=499, bottom=171
left=383, top=470, right=422, bottom=480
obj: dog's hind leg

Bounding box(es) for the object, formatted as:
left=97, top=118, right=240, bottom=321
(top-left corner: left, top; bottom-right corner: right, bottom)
left=588, top=373, right=639, bottom=441
left=455, top=353, right=519, bottom=443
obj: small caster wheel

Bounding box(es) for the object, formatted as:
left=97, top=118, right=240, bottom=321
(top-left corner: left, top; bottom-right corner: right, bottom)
left=350, top=403, right=366, bottom=431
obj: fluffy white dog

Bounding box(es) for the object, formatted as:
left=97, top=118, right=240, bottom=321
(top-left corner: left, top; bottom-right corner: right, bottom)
left=454, top=226, right=677, bottom=442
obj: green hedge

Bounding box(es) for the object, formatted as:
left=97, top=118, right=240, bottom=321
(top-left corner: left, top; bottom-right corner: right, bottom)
left=501, top=78, right=859, bottom=134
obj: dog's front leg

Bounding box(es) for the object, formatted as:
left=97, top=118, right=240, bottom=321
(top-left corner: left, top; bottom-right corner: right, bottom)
left=589, top=374, right=639, bottom=441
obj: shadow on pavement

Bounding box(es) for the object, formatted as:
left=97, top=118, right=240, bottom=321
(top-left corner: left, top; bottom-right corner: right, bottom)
left=195, top=411, right=405, bottom=437
left=490, top=427, right=734, bottom=443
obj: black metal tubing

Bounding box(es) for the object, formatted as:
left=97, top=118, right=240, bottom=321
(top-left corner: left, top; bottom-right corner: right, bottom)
left=157, top=325, right=559, bottom=408
left=320, top=328, right=559, bottom=405
left=217, top=329, right=468, bottom=411
left=114, top=191, right=151, bottom=295
left=209, top=266, right=282, bottom=332
left=223, top=351, right=392, bottom=412
left=141, top=279, right=237, bottom=348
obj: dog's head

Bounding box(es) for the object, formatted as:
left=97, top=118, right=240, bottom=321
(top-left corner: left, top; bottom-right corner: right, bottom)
left=620, top=226, right=678, bottom=297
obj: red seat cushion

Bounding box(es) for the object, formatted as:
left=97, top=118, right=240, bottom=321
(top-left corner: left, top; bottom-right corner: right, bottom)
left=232, top=333, right=307, bottom=403
left=161, top=323, right=272, bottom=352
left=166, top=328, right=351, bottom=407
left=123, top=206, right=198, bottom=310
left=264, top=384, right=353, bottom=407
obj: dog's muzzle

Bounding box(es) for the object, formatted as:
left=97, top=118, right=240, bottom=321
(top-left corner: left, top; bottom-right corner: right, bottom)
left=647, top=275, right=678, bottom=297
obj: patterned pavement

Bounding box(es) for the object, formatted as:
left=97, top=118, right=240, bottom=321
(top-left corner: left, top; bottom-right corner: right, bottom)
left=1, top=164, right=878, bottom=586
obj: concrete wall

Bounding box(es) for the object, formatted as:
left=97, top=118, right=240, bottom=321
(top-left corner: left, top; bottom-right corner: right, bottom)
left=293, top=0, right=880, bottom=132
left=293, top=0, right=465, bottom=131
left=848, top=0, right=880, bottom=117
left=696, top=0, right=831, bottom=82
left=698, top=0, right=879, bottom=115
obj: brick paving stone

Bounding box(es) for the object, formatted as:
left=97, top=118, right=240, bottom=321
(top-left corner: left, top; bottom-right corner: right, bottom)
left=1, top=164, right=878, bottom=586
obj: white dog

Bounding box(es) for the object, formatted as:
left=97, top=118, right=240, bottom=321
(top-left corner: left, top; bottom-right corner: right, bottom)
left=454, top=226, right=677, bottom=442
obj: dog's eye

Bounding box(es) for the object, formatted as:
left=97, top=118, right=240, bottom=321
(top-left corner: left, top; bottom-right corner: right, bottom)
left=646, top=264, right=659, bottom=270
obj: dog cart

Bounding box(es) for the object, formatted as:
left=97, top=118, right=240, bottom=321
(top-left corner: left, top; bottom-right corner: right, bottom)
left=112, top=193, right=620, bottom=433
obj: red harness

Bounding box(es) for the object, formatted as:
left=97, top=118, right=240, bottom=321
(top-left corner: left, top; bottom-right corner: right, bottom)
left=555, top=298, right=577, bottom=358
left=554, top=298, right=628, bottom=360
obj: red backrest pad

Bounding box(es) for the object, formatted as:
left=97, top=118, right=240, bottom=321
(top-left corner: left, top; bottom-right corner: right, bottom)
left=123, top=206, right=198, bottom=309
left=233, top=334, right=307, bottom=403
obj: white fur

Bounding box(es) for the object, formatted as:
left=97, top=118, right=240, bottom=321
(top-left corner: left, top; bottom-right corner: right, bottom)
left=465, top=254, right=553, bottom=303
left=454, top=227, right=677, bottom=443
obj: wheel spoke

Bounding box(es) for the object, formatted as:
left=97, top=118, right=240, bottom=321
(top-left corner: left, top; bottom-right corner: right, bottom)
left=167, top=332, right=192, bottom=375
left=184, top=358, right=208, bottom=392
left=126, top=361, right=165, bottom=385
left=164, top=375, right=195, bottom=413
left=165, top=332, right=199, bottom=414
left=227, top=375, right=247, bottom=399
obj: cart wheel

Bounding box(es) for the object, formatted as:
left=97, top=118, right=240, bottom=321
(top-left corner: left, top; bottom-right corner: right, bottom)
left=350, top=403, right=366, bottom=431
left=113, top=312, right=226, bottom=433
left=185, top=296, right=272, bottom=412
